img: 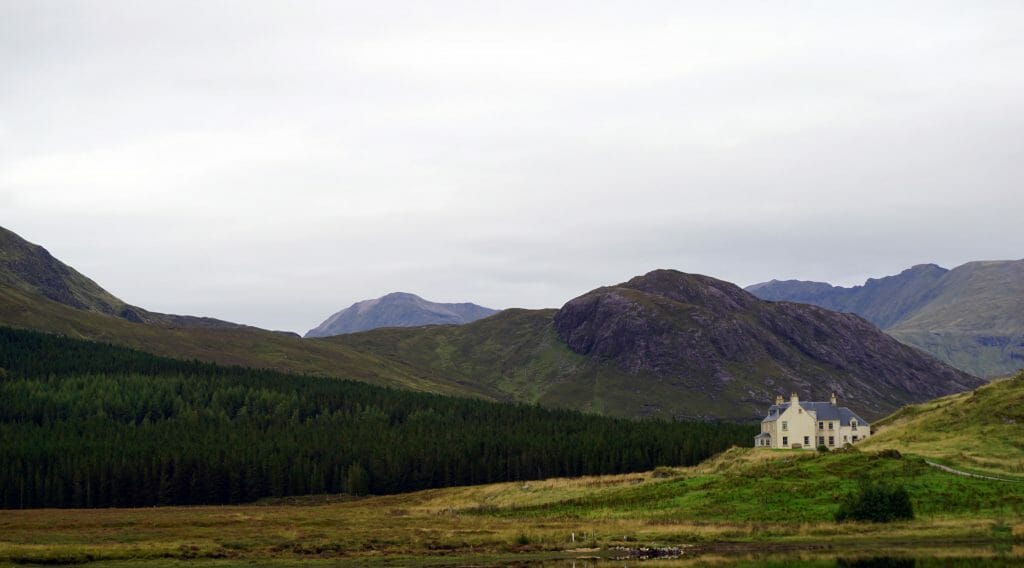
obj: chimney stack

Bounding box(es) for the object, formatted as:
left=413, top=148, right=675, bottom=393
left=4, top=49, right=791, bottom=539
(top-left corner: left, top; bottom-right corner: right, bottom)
left=790, top=392, right=799, bottom=405
left=775, top=395, right=784, bottom=405
left=830, top=392, right=837, bottom=406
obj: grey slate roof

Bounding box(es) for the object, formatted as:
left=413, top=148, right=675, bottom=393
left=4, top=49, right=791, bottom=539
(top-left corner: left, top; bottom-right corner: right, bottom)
left=761, top=401, right=869, bottom=426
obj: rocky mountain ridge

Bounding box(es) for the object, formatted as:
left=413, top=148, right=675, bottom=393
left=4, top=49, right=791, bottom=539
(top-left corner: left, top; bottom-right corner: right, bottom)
left=748, top=260, right=1024, bottom=377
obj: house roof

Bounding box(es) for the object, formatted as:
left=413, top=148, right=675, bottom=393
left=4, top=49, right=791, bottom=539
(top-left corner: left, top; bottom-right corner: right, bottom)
left=754, top=432, right=771, bottom=439
left=761, top=402, right=869, bottom=426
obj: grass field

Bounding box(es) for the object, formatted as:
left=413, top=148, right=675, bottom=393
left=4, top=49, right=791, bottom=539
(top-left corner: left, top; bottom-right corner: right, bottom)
left=859, top=372, right=1024, bottom=478
left=2, top=448, right=1021, bottom=566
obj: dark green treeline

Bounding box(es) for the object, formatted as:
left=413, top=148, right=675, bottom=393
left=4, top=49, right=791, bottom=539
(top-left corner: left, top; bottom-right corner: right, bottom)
left=0, top=326, right=755, bottom=508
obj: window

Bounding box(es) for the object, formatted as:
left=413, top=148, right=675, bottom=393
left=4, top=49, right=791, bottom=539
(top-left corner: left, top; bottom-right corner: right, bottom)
left=818, top=436, right=825, bottom=446
left=852, top=420, right=858, bottom=431
left=843, top=435, right=848, bottom=442
left=828, top=422, right=834, bottom=430
left=782, top=421, right=788, bottom=431
left=852, top=436, right=859, bottom=442
left=783, top=436, right=788, bottom=446
left=828, top=436, right=834, bottom=446
left=818, top=421, right=823, bottom=430
left=804, top=436, right=810, bottom=446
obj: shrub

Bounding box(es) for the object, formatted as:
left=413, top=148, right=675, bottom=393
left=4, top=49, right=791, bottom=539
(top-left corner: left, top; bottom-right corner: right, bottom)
left=835, top=481, right=914, bottom=523
left=817, top=444, right=830, bottom=453
left=874, top=449, right=902, bottom=460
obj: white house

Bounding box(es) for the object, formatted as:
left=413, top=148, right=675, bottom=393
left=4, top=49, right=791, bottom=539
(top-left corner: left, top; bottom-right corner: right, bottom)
left=754, top=392, right=870, bottom=450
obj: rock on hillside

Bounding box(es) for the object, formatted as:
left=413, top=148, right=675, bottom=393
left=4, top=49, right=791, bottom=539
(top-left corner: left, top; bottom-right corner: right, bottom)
left=305, top=292, right=498, bottom=337
left=748, top=260, right=1024, bottom=377
left=554, top=269, right=982, bottom=417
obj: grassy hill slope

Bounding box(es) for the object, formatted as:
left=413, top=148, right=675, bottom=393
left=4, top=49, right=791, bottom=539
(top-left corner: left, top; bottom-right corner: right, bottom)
left=888, top=261, right=1024, bottom=378
left=749, top=260, right=1024, bottom=378
left=859, top=371, right=1024, bottom=478
left=0, top=224, right=984, bottom=421
left=327, top=308, right=736, bottom=419
left=0, top=226, right=259, bottom=330
left=0, top=226, right=127, bottom=315
left=331, top=271, right=982, bottom=421
left=0, top=284, right=491, bottom=398
left=0, top=266, right=978, bottom=422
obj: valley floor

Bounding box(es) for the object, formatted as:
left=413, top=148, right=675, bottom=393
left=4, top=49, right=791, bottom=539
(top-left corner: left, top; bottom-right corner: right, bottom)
left=2, top=448, right=1022, bottom=566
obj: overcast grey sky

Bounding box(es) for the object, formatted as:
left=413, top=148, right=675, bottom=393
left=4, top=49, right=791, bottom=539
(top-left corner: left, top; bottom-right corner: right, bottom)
left=2, top=1, right=1023, bottom=333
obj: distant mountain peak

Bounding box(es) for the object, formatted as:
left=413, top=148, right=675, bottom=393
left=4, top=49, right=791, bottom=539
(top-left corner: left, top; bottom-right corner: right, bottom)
left=747, top=260, right=1024, bottom=377
left=305, top=292, right=498, bottom=338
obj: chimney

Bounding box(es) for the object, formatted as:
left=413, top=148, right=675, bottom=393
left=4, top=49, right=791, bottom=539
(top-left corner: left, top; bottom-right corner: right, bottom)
left=775, top=395, right=784, bottom=405
left=830, top=392, right=837, bottom=406
left=790, top=392, right=799, bottom=405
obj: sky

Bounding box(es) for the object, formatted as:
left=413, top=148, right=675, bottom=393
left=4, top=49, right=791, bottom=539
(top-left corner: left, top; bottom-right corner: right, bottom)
left=2, top=1, right=1023, bottom=333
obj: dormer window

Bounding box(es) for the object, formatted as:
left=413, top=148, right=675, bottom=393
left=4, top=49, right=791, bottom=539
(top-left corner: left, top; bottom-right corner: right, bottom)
left=851, top=420, right=858, bottom=431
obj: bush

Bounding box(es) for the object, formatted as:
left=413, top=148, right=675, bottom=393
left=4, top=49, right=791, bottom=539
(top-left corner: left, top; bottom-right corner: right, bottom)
left=874, top=449, right=902, bottom=460
left=835, top=481, right=914, bottom=523
left=817, top=444, right=830, bottom=453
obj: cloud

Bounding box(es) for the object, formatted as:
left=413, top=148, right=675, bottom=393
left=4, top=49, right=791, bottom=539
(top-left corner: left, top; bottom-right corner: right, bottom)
left=2, top=1, right=1023, bottom=332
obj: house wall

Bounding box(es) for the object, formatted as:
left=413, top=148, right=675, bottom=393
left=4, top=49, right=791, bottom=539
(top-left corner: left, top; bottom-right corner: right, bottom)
left=772, top=400, right=816, bottom=449
left=813, top=418, right=841, bottom=449
left=835, top=424, right=871, bottom=446
left=811, top=417, right=871, bottom=448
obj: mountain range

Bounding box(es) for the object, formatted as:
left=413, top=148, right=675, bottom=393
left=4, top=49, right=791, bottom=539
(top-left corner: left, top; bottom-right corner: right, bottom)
left=0, top=225, right=983, bottom=420
left=305, top=293, right=497, bottom=337
left=747, top=260, right=1024, bottom=378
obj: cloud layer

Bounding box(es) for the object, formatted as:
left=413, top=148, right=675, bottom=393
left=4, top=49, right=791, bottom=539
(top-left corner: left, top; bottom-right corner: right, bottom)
left=3, top=1, right=1023, bottom=332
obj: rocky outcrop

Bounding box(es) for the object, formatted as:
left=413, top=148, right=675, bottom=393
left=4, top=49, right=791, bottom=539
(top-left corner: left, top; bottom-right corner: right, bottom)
left=555, top=270, right=982, bottom=413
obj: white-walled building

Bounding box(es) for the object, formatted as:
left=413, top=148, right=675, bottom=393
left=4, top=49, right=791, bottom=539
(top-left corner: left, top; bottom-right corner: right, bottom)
left=754, top=392, right=870, bottom=450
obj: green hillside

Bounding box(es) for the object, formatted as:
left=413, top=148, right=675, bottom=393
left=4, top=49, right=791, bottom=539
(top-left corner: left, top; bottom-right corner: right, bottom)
left=325, top=308, right=717, bottom=418
left=888, top=261, right=1024, bottom=378
left=748, top=260, right=1024, bottom=378
left=0, top=264, right=982, bottom=421
left=0, top=226, right=127, bottom=315
left=0, top=225, right=983, bottom=421
left=331, top=270, right=980, bottom=422
left=0, top=226, right=254, bottom=330
left=0, top=284, right=489, bottom=398
left=859, top=371, right=1024, bottom=478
